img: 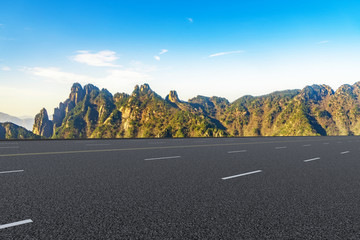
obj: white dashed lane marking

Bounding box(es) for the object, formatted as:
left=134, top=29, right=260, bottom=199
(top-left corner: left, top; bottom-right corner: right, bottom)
left=0, top=170, right=24, bottom=175
left=144, top=156, right=181, bottom=161
left=304, top=157, right=320, bottom=163
left=222, top=170, right=263, bottom=180
left=228, top=150, right=247, bottom=153
left=0, top=219, right=33, bottom=230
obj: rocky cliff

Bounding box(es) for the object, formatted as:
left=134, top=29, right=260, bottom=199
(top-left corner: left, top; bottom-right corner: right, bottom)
left=25, top=81, right=360, bottom=139
left=33, top=108, right=53, bottom=138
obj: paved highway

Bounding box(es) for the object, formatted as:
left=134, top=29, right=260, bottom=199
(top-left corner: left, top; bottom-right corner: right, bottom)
left=1, top=136, right=360, bottom=239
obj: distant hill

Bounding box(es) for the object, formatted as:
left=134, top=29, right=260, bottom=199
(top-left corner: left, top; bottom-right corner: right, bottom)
left=0, top=112, right=34, bottom=130
left=0, top=122, right=39, bottom=139
left=29, top=81, right=360, bottom=139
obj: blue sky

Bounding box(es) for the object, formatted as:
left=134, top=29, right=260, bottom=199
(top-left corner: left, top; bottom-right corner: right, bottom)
left=1, top=0, right=360, bottom=117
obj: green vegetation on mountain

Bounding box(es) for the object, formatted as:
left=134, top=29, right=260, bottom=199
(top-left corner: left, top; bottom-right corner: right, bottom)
left=0, top=122, right=39, bottom=139
left=29, top=81, right=360, bottom=139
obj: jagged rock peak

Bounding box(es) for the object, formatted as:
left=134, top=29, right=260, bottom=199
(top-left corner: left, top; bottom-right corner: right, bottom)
left=69, top=83, right=85, bottom=104
left=140, top=83, right=151, bottom=92
left=132, top=85, right=140, bottom=96
left=33, top=108, right=53, bottom=138
left=84, top=84, right=99, bottom=95
left=40, top=108, right=49, bottom=119
left=114, top=92, right=129, bottom=102
left=166, top=90, right=180, bottom=103
left=132, top=84, right=155, bottom=97
left=71, top=83, right=82, bottom=92
left=299, top=84, right=334, bottom=101
left=353, top=81, right=360, bottom=88
left=336, top=84, right=353, bottom=94
left=100, top=88, right=112, bottom=97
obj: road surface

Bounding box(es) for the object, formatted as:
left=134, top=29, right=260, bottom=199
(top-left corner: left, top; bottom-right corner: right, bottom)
left=1, top=136, right=360, bottom=239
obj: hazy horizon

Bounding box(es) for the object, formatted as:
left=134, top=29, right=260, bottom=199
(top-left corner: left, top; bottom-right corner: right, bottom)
left=1, top=0, right=360, bottom=117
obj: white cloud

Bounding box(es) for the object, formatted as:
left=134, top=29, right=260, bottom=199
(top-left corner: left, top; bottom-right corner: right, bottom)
left=1, top=66, right=10, bottom=71
left=26, top=67, right=94, bottom=84
left=317, top=40, right=329, bottom=44
left=187, top=18, right=193, bottom=23
left=209, top=50, right=244, bottom=58
left=25, top=65, right=153, bottom=94
left=73, top=50, right=121, bottom=67
left=153, top=49, right=168, bottom=61
left=159, top=49, right=168, bottom=55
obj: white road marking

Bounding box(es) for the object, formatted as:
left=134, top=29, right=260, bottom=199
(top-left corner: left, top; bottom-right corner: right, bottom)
left=0, top=219, right=33, bottom=230
left=0, top=146, right=19, bottom=149
left=222, top=170, right=262, bottom=180
left=303, top=144, right=311, bottom=147
left=144, top=156, right=181, bottom=161
left=340, top=151, right=350, bottom=154
left=323, top=142, right=329, bottom=145
left=348, top=141, right=352, bottom=142
left=86, top=144, right=110, bottom=146
left=275, top=146, right=287, bottom=149
left=0, top=170, right=24, bottom=174
left=228, top=150, right=247, bottom=153
left=337, top=141, right=342, bottom=143
left=304, top=157, right=320, bottom=162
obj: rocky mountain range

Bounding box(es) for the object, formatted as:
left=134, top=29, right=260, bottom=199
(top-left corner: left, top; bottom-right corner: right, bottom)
left=2, top=82, right=360, bottom=140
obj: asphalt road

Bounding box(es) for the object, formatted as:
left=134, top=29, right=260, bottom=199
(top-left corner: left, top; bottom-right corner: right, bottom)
left=1, top=136, right=360, bottom=239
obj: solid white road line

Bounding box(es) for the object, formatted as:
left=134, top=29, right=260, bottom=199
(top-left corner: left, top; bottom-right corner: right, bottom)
left=227, top=150, right=247, bottom=153
left=0, top=170, right=24, bottom=174
left=275, top=146, right=287, bottom=149
left=0, top=219, right=33, bottom=230
left=222, top=170, right=262, bottom=180
left=323, top=143, right=329, bottom=144
left=303, top=144, right=311, bottom=147
left=340, top=151, right=350, bottom=154
left=144, top=156, right=181, bottom=161
left=304, top=157, right=320, bottom=162
left=0, top=146, right=19, bottom=149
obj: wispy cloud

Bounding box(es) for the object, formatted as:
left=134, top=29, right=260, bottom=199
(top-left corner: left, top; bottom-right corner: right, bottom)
left=73, top=50, right=121, bottom=67
left=187, top=18, right=193, bottom=23
left=1, top=66, right=10, bottom=71
left=209, top=50, right=244, bottom=58
left=25, top=66, right=152, bottom=89
left=154, top=49, right=168, bottom=61
left=159, top=49, right=168, bottom=55
left=317, top=40, right=329, bottom=44
left=25, top=67, right=94, bottom=84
